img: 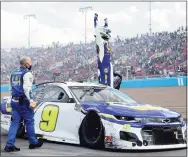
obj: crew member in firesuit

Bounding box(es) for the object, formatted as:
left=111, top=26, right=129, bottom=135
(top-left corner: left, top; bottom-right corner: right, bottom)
left=4, top=56, right=43, bottom=152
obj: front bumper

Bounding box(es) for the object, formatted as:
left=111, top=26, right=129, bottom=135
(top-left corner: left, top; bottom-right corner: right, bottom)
left=106, top=143, right=187, bottom=150
left=102, top=119, right=187, bottom=150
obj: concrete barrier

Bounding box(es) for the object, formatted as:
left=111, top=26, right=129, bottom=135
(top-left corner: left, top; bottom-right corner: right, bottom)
left=120, top=76, right=187, bottom=88
left=1, top=85, right=10, bottom=93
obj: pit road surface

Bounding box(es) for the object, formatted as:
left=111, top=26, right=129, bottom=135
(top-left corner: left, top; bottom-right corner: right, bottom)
left=1, top=87, right=187, bottom=156
left=0, top=128, right=187, bottom=156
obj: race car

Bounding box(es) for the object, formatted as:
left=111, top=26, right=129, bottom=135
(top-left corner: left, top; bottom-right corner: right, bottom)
left=1, top=81, right=187, bottom=150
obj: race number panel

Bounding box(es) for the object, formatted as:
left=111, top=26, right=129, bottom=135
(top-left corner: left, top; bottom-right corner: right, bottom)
left=39, top=105, right=59, bottom=132
left=11, top=75, right=21, bottom=86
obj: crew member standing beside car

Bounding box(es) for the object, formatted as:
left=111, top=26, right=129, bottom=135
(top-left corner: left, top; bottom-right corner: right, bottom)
left=4, top=56, right=43, bottom=152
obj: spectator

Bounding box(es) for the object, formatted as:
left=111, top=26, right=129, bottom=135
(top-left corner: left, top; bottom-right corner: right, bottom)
left=1, top=26, right=187, bottom=83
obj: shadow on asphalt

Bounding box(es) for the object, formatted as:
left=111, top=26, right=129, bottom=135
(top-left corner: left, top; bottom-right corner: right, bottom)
left=1, top=129, right=187, bottom=154
left=31, top=137, right=188, bottom=153
left=105, top=147, right=187, bottom=153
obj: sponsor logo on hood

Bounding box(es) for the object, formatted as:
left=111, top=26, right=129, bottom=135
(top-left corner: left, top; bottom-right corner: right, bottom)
left=107, top=102, right=164, bottom=111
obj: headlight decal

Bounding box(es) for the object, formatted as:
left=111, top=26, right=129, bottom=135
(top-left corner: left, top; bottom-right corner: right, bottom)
left=100, top=113, right=143, bottom=127
left=100, top=113, right=183, bottom=128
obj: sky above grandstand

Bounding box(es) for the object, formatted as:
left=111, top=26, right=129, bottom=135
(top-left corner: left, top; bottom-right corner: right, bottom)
left=1, top=2, right=186, bottom=48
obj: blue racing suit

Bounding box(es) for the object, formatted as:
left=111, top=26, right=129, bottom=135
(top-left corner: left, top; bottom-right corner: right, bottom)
left=94, top=14, right=114, bottom=87
left=6, top=66, right=38, bottom=147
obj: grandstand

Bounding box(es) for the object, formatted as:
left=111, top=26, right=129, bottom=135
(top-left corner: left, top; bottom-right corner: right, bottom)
left=1, top=26, right=187, bottom=83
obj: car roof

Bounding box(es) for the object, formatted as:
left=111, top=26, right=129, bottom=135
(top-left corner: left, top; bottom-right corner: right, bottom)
left=66, top=82, right=107, bottom=87
left=35, top=81, right=107, bottom=88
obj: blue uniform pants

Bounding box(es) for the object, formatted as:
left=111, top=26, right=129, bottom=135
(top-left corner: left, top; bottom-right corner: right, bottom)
left=98, top=64, right=111, bottom=86
left=6, top=99, right=38, bottom=147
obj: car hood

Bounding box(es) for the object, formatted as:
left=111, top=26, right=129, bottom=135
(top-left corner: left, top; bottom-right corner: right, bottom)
left=80, top=101, right=181, bottom=118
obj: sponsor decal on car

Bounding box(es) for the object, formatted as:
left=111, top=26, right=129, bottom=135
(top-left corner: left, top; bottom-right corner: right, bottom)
left=87, top=107, right=100, bottom=112
left=129, top=105, right=163, bottom=111
left=4, top=115, right=11, bottom=119
left=1, top=115, right=11, bottom=125
left=123, top=124, right=131, bottom=132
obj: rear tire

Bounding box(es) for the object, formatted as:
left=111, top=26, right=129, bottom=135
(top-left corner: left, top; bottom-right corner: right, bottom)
left=79, top=111, right=105, bottom=149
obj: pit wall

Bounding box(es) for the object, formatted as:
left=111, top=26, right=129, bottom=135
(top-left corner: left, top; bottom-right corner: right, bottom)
left=120, top=76, right=187, bottom=88
left=1, top=76, right=187, bottom=92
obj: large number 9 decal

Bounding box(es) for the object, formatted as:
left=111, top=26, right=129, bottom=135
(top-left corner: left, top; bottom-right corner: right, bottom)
left=39, top=105, right=59, bottom=132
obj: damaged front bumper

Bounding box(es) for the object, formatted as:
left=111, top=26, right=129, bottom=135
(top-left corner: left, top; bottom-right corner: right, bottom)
left=102, top=119, right=187, bottom=150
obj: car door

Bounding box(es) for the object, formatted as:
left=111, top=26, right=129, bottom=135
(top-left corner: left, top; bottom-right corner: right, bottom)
left=34, top=85, right=82, bottom=144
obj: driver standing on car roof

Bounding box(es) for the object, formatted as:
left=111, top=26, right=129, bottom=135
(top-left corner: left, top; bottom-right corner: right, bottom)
left=4, top=56, right=43, bottom=152
left=94, top=13, right=114, bottom=88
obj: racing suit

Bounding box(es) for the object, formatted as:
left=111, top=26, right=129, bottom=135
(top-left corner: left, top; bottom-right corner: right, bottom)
left=94, top=15, right=114, bottom=87
left=6, top=66, right=38, bottom=147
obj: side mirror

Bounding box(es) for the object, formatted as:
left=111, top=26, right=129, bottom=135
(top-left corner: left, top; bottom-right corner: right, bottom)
left=68, top=98, right=76, bottom=103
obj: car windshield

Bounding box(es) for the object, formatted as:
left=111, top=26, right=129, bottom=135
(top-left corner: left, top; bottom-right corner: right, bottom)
left=69, top=86, right=137, bottom=103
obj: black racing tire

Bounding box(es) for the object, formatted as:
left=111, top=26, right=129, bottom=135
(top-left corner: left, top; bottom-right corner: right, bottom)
left=79, top=111, right=105, bottom=149
left=16, top=121, right=25, bottom=138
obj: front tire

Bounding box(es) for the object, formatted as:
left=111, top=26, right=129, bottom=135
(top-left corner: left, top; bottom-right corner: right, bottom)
left=79, top=111, right=105, bottom=149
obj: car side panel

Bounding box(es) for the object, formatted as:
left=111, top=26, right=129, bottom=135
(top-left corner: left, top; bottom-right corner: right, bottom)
left=34, top=102, right=84, bottom=144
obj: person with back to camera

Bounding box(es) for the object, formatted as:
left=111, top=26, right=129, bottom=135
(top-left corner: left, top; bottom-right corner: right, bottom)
left=4, top=56, right=43, bottom=152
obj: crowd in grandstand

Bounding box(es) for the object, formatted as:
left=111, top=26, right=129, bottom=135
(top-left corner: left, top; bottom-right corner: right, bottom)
left=1, top=26, right=187, bottom=83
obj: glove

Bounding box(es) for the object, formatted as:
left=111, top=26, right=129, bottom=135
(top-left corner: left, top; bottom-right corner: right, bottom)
left=95, top=13, right=98, bottom=17
left=94, top=13, right=98, bottom=28
left=104, top=18, right=108, bottom=28
left=94, top=13, right=98, bottom=21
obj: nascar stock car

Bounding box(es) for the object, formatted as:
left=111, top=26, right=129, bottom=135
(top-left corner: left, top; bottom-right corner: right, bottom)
left=1, top=81, right=187, bottom=150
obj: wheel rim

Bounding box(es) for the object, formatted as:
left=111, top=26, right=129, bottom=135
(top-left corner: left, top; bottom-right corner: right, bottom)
left=84, top=116, right=102, bottom=143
